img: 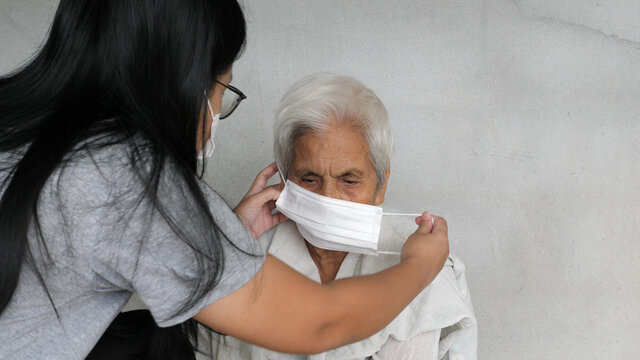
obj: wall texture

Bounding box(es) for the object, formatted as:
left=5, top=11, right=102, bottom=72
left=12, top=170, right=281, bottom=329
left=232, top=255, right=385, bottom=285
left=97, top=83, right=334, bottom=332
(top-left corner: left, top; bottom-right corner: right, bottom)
left=2, top=1, right=639, bottom=358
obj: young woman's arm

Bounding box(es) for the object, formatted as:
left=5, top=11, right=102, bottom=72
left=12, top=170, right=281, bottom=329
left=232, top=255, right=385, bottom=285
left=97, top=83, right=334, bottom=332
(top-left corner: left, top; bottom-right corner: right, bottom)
left=194, top=216, right=448, bottom=354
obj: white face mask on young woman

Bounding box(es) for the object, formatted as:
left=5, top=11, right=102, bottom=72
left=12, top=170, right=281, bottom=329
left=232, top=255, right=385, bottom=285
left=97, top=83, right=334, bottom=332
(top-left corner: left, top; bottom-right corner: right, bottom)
left=197, top=98, right=220, bottom=160
left=275, top=178, right=427, bottom=255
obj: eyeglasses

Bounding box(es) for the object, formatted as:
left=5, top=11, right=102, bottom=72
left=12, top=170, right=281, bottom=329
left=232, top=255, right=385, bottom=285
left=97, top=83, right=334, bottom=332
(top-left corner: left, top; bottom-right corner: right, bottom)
left=216, top=80, right=247, bottom=119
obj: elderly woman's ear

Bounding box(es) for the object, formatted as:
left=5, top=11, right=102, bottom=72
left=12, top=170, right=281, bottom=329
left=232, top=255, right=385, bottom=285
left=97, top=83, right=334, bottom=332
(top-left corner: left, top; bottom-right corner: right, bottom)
left=374, top=168, right=391, bottom=205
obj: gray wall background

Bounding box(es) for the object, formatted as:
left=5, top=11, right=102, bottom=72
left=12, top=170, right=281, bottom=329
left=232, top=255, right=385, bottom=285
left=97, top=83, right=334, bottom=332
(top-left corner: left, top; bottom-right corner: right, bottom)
left=2, top=1, right=639, bottom=358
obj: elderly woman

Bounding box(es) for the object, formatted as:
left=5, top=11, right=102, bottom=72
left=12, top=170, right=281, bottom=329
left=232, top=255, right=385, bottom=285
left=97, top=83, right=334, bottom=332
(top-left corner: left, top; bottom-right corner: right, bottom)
left=202, top=74, right=477, bottom=360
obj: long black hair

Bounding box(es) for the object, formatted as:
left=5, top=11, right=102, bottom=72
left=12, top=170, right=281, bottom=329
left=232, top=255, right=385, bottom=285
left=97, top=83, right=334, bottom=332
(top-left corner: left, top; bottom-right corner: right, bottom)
left=0, top=0, right=246, bottom=351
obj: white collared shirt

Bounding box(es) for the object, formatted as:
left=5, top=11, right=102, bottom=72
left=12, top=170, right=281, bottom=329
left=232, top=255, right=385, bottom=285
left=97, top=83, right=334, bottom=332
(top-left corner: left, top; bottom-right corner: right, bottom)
left=200, top=217, right=477, bottom=360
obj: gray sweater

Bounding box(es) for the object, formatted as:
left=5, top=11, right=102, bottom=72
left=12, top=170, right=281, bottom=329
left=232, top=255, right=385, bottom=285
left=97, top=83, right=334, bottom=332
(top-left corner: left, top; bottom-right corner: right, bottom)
left=0, top=142, right=265, bottom=359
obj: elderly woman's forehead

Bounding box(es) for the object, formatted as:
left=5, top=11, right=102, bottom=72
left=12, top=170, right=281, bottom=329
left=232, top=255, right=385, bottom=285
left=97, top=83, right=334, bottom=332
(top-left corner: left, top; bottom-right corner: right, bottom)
left=292, top=124, right=371, bottom=161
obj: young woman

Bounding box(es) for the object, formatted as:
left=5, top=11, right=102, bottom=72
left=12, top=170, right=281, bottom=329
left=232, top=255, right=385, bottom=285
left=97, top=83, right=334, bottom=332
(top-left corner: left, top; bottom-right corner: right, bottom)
left=0, top=1, right=449, bottom=359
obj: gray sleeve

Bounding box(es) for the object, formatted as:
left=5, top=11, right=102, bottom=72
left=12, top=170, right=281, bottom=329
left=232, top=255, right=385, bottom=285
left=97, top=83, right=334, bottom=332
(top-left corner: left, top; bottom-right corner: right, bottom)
left=54, top=150, right=265, bottom=327
left=130, top=174, right=266, bottom=327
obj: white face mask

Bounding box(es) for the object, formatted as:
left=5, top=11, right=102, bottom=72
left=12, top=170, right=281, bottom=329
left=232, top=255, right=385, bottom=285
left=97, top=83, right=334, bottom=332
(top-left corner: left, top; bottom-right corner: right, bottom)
left=275, top=179, right=423, bottom=255
left=197, top=98, right=220, bottom=160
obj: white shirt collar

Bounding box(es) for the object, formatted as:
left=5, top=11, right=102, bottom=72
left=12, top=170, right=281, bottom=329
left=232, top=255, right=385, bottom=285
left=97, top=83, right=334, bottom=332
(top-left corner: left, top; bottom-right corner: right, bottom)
left=269, top=220, right=361, bottom=282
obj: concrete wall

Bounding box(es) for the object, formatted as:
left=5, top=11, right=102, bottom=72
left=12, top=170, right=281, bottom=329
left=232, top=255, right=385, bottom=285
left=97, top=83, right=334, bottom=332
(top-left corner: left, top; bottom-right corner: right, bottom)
left=2, top=1, right=639, bottom=358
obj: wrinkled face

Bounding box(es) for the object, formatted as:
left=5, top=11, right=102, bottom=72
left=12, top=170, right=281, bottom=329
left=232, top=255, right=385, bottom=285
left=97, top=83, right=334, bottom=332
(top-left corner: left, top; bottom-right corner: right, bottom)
left=288, top=121, right=389, bottom=205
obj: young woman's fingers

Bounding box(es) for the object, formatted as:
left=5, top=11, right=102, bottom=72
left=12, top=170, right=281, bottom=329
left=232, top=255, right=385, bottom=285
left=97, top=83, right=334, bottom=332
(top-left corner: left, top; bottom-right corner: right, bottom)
left=249, top=184, right=282, bottom=204
left=246, top=162, right=279, bottom=196
left=269, top=211, right=288, bottom=227
left=430, top=216, right=448, bottom=237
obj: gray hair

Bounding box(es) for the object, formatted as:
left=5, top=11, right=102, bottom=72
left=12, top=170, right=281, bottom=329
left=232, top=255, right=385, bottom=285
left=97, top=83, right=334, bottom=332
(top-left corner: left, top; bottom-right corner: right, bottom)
left=274, top=73, right=393, bottom=186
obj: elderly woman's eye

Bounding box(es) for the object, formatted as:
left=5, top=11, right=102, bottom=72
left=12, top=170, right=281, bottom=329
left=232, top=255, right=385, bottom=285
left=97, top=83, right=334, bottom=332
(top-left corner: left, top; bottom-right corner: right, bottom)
left=344, top=179, right=358, bottom=185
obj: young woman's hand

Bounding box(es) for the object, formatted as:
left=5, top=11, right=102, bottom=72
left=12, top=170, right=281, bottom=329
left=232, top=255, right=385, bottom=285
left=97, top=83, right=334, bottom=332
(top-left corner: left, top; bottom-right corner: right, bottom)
left=234, top=162, right=288, bottom=239
left=401, top=212, right=449, bottom=287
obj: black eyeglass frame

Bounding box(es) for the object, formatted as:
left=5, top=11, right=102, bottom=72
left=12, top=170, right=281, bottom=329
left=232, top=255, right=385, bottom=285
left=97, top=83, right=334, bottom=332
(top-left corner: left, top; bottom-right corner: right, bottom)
left=215, top=80, right=247, bottom=119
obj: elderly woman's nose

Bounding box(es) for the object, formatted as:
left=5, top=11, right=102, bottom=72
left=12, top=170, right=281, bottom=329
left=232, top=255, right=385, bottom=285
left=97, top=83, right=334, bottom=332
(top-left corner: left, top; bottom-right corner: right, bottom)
left=319, top=182, right=344, bottom=200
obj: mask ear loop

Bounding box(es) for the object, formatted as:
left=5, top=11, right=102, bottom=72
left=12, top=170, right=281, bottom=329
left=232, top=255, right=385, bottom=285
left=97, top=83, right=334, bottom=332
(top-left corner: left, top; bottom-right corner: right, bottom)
left=206, top=97, right=216, bottom=120
left=276, top=163, right=286, bottom=185
left=377, top=213, right=436, bottom=256
left=382, top=212, right=422, bottom=216
left=382, top=212, right=435, bottom=225
left=203, top=90, right=211, bottom=117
